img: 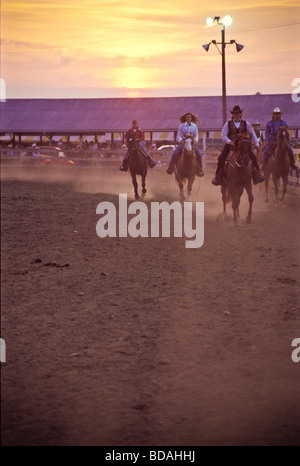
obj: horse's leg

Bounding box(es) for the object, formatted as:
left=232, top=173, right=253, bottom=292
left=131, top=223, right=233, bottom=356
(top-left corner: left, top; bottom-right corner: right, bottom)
left=265, top=175, right=269, bottom=203
left=221, top=185, right=228, bottom=218
left=232, top=187, right=243, bottom=223
left=245, top=183, right=254, bottom=223
left=187, top=175, right=195, bottom=201
left=272, top=174, right=279, bottom=205
left=176, top=175, right=185, bottom=201
left=131, top=172, right=139, bottom=200
left=279, top=175, right=288, bottom=201
left=141, top=174, right=147, bottom=196
left=264, top=165, right=270, bottom=203
left=231, top=189, right=238, bottom=223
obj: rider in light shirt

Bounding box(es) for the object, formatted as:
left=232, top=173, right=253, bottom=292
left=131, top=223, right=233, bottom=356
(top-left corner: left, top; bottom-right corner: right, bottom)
left=166, top=112, right=204, bottom=177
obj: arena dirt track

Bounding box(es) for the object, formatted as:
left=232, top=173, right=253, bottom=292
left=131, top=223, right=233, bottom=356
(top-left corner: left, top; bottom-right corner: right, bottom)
left=1, top=164, right=300, bottom=446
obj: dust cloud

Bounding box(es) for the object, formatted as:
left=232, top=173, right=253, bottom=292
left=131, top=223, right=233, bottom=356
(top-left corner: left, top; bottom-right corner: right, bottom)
left=0, top=162, right=294, bottom=222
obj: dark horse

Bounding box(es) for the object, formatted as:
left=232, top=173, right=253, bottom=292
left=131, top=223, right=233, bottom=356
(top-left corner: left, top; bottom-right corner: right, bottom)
left=175, top=137, right=197, bottom=201
left=264, top=127, right=290, bottom=204
left=221, top=133, right=254, bottom=223
left=127, top=138, right=148, bottom=200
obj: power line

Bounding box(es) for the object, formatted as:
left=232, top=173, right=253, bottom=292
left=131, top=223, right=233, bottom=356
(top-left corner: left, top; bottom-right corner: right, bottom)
left=232, top=21, right=300, bottom=34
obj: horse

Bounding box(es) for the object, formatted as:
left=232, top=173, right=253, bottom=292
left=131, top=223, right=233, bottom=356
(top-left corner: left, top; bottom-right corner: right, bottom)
left=221, top=133, right=254, bottom=223
left=127, top=138, right=148, bottom=200
left=256, top=141, right=267, bottom=167
left=263, top=127, right=290, bottom=204
left=175, top=137, right=197, bottom=201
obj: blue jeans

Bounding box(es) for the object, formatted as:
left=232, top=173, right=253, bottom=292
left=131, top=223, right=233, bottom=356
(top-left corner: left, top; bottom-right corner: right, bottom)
left=263, top=140, right=294, bottom=162
left=168, top=144, right=202, bottom=167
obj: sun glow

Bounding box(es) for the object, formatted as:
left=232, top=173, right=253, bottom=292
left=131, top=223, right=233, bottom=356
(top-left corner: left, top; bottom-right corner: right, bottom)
left=114, top=66, right=158, bottom=90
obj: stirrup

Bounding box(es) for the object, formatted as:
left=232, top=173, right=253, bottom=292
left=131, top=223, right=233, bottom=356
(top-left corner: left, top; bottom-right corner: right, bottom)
left=119, top=164, right=128, bottom=171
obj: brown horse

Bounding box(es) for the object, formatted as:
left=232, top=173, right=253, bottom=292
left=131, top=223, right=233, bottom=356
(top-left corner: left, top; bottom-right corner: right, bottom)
left=175, top=137, right=197, bottom=201
left=221, top=133, right=254, bottom=223
left=127, top=138, right=148, bottom=200
left=264, top=127, right=290, bottom=203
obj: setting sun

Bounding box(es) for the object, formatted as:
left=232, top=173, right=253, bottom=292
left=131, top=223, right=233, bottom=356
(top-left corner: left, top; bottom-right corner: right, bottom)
left=114, top=66, right=158, bottom=90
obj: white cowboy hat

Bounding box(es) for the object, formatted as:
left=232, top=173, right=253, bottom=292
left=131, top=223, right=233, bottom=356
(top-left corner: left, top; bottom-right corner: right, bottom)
left=253, top=120, right=260, bottom=125
left=272, top=107, right=282, bottom=113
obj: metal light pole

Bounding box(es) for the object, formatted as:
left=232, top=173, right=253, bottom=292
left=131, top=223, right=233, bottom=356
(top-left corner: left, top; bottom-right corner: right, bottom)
left=202, top=16, right=244, bottom=126
left=221, top=25, right=226, bottom=125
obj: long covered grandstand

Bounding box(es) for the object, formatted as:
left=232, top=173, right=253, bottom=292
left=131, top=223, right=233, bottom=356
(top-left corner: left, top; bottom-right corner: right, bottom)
left=0, top=94, right=299, bottom=148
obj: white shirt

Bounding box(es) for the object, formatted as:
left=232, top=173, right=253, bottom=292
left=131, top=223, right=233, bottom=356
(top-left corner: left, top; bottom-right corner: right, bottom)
left=221, top=120, right=260, bottom=147
left=177, top=122, right=199, bottom=143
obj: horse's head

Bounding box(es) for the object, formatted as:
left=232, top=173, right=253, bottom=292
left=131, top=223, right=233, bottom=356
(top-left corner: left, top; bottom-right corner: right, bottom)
left=234, top=133, right=252, bottom=167
left=127, top=137, right=139, bottom=152
left=277, top=127, right=289, bottom=149
left=183, top=137, right=194, bottom=156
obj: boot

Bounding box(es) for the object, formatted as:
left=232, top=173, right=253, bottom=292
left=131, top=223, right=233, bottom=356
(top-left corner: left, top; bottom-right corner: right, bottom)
left=211, top=169, right=222, bottom=186
left=289, top=154, right=298, bottom=171
left=119, top=153, right=130, bottom=171
left=119, top=160, right=128, bottom=171
left=147, top=156, right=156, bottom=168
left=197, top=165, right=204, bottom=177
left=166, top=165, right=174, bottom=174
left=252, top=168, right=265, bottom=184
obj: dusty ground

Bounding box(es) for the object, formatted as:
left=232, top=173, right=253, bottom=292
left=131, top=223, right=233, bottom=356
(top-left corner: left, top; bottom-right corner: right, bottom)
left=1, top=162, right=300, bottom=446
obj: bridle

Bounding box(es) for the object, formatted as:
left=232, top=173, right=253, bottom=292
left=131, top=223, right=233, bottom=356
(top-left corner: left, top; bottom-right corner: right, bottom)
left=233, top=137, right=251, bottom=168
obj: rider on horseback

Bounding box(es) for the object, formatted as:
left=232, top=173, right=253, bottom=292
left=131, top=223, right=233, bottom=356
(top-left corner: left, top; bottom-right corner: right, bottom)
left=166, top=112, right=204, bottom=177
left=211, top=106, right=265, bottom=186
left=252, top=120, right=264, bottom=145
left=261, top=107, right=298, bottom=171
left=119, top=120, right=156, bottom=171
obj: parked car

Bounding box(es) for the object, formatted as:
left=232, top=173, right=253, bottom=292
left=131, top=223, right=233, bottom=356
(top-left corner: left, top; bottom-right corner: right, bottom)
left=22, top=146, right=76, bottom=167
left=157, top=145, right=176, bottom=151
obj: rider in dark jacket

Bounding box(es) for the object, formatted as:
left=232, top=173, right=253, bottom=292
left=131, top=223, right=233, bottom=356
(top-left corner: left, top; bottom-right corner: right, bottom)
left=119, top=120, right=156, bottom=171
left=211, top=105, right=265, bottom=185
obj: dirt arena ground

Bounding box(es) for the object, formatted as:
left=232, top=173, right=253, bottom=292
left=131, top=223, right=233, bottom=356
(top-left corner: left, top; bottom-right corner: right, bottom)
left=1, top=162, right=300, bottom=446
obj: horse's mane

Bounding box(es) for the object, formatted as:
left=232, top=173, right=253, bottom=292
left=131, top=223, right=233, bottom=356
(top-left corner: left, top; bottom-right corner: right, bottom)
left=179, top=112, right=200, bottom=124
left=233, top=133, right=249, bottom=151
left=277, top=126, right=289, bottom=142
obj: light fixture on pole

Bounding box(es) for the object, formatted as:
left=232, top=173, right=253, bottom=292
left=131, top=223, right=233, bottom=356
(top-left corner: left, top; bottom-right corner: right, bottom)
left=202, top=16, right=244, bottom=125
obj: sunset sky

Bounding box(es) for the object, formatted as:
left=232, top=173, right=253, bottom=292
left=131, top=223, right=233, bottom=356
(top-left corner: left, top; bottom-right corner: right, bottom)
left=1, top=0, right=300, bottom=98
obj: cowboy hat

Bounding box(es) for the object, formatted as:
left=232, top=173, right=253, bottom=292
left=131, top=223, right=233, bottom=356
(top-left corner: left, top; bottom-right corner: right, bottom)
left=272, top=107, right=282, bottom=113
left=230, top=105, right=243, bottom=113
left=253, top=120, right=260, bottom=125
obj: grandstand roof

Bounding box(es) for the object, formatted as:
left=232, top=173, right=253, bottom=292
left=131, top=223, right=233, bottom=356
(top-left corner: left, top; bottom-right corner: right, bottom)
left=0, top=94, right=299, bottom=134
